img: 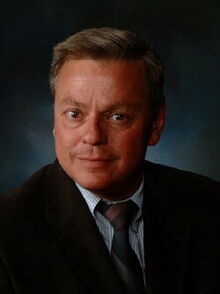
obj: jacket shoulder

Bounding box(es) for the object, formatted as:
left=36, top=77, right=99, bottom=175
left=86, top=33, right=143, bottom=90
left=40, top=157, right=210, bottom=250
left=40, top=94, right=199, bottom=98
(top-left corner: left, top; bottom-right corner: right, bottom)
left=144, top=160, right=220, bottom=210
left=0, top=163, right=53, bottom=227
left=144, top=160, right=219, bottom=187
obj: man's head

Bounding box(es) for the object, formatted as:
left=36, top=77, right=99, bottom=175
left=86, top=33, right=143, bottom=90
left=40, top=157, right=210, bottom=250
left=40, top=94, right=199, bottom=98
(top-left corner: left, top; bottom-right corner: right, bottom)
left=51, top=27, right=166, bottom=200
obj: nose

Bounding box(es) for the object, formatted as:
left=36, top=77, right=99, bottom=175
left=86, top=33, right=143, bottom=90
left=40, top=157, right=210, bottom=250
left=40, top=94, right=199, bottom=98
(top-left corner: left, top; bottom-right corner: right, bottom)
left=82, top=116, right=107, bottom=146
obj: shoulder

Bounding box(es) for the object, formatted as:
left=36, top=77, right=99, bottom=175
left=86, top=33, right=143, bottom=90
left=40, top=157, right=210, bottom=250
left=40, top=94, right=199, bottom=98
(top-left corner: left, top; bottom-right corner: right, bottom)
left=0, top=163, right=53, bottom=230
left=144, top=160, right=219, bottom=190
left=144, top=160, right=220, bottom=213
left=143, top=160, right=220, bottom=236
left=144, top=162, right=220, bottom=246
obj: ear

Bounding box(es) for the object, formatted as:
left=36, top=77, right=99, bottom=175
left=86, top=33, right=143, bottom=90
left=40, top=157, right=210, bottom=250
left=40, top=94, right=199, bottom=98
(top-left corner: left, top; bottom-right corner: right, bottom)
left=148, top=102, right=166, bottom=146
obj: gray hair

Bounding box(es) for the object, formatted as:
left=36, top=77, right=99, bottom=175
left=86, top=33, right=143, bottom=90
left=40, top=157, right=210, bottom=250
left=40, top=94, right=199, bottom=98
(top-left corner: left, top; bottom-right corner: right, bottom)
left=50, top=27, right=164, bottom=109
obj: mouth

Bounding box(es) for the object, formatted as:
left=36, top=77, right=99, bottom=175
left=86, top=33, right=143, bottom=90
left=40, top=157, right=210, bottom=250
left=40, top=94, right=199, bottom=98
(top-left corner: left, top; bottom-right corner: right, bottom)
left=76, top=157, right=115, bottom=167
left=78, top=157, right=112, bottom=161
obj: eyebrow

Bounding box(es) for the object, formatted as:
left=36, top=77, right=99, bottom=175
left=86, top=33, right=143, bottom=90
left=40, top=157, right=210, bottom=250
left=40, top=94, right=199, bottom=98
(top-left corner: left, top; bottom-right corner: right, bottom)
left=60, top=97, right=139, bottom=110
left=60, top=97, right=83, bottom=107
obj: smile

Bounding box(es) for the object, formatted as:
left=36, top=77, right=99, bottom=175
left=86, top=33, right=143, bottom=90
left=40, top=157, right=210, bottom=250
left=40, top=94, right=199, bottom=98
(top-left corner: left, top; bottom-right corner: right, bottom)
left=76, top=157, right=114, bottom=168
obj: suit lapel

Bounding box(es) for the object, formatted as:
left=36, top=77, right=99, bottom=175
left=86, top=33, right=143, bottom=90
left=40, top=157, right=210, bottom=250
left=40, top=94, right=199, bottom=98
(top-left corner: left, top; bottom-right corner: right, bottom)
left=143, top=162, right=191, bottom=294
left=45, top=161, right=124, bottom=294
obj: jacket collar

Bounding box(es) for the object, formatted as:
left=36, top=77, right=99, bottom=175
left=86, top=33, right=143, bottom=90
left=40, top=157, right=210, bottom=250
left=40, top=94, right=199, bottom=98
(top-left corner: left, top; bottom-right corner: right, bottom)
left=45, top=160, right=125, bottom=294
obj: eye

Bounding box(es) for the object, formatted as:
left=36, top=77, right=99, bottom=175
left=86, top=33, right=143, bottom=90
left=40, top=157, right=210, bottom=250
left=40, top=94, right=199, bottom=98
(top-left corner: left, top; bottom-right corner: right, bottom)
left=66, top=110, right=80, bottom=119
left=111, top=113, right=127, bottom=121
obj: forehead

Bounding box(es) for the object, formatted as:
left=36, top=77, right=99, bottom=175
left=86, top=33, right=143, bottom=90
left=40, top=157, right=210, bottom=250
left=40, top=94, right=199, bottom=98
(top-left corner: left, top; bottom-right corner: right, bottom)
left=57, top=58, right=146, bottom=80
left=55, top=59, right=149, bottom=106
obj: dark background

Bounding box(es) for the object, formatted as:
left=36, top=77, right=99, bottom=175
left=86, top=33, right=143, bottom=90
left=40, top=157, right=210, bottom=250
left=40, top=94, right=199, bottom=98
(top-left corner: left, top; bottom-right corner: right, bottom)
left=1, top=0, right=219, bottom=194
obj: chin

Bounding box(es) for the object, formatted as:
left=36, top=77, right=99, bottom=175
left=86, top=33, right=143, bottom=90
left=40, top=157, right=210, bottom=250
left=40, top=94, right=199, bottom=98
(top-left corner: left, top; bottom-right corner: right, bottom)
left=76, top=179, right=113, bottom=196
left=68, top=169, right=114, bottom=192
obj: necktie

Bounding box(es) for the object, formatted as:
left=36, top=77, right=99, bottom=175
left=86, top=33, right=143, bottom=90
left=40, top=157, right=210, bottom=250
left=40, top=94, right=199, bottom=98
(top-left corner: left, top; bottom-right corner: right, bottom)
left=97, top=200, right=145, bottom=293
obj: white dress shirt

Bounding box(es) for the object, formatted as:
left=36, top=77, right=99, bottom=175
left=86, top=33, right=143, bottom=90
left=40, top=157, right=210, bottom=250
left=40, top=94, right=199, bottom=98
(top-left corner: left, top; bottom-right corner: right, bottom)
left=75, top=180, right=145, bottom=275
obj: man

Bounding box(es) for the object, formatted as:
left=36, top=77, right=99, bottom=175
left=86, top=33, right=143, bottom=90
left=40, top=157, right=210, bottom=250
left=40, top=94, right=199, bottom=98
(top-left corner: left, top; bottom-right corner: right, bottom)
left=0, top=27, right=219, bottom=294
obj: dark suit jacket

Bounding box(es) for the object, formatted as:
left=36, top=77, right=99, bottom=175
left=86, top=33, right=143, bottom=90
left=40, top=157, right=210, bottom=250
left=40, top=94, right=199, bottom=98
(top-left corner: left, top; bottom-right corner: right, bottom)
left=0, top=160, right=219, bottom=294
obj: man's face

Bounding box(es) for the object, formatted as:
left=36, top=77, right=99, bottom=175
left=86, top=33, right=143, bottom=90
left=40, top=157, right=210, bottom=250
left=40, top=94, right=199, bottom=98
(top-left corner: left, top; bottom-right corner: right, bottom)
left=53, top=59, right=165, bottom=199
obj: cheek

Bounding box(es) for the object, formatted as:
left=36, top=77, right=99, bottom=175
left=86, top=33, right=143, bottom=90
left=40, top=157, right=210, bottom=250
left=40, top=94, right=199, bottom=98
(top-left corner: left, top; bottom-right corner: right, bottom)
left=54, top=124, right=79, bottom=150
left=112, top=128, right=147, bottom=158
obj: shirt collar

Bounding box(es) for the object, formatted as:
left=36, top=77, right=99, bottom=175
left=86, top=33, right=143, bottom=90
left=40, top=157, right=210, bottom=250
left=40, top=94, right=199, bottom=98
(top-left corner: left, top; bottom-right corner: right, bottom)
left=75, top=178, right=144, bottom=217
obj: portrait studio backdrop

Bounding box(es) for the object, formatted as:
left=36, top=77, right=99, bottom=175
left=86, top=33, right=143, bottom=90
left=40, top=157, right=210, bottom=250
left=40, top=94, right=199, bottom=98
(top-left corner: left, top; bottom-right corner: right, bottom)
left=0, top=0, right=219, bottom=194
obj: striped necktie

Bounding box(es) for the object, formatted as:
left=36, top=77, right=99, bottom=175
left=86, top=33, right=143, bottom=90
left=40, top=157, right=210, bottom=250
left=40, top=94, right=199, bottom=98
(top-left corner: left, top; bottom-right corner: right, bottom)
left=97, top=200, right=145, bottom=293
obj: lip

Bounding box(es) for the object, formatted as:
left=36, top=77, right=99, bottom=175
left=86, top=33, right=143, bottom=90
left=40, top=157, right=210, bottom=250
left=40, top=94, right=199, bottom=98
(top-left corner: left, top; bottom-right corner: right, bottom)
left=78, top=157, right=113, bottom=161
left=77, top=157, right=114, bottom=167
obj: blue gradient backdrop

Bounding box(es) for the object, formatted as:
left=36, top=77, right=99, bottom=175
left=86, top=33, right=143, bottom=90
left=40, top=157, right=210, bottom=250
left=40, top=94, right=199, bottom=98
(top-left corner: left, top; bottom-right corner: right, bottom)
left=0, top=0, right=219, bottom=194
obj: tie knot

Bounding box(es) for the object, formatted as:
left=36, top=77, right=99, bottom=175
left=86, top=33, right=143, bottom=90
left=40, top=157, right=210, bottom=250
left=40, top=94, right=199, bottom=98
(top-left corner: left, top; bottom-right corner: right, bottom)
left=96, top=200, right=138, bottom=231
